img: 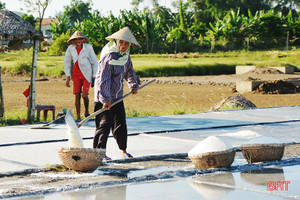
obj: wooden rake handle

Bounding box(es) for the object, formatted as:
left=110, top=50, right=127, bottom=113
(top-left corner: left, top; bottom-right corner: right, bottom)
left=77, top=79, right=155, bottom=128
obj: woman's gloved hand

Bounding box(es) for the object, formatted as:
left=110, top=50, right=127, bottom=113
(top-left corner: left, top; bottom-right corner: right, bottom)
left=91, top=78, right=95, bottom=88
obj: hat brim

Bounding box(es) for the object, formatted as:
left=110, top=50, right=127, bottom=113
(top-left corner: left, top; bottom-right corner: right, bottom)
left=105, top=37, right=141, bottom=48
left=67, top=37, right=90, bottom=44
left=105, top=27, right=141, bottom=48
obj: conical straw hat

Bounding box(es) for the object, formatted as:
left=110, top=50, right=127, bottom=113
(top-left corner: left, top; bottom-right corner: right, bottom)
left=105, top=27, right=141, bottom=48
left=67, top=31, right=90, bottom=44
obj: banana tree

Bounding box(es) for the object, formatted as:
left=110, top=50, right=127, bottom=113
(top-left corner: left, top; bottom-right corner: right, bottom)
left=206, top=20, right=224, bottom=50
left=241, top=10, right=262, bottom=50
left=219, top=9, right=246, bottom=49
left=137, top=9, right=161, bottom=53
left=283, top=10, right=300, bottom=46
left=50, top=13, right=71, bottom=39
left=253, top=10, right=286, bottom=48
left=73, top=11, right=114, bottom=54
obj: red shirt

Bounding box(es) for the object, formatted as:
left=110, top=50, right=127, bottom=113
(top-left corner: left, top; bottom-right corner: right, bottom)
left=72, top=48, right=84, bottom=79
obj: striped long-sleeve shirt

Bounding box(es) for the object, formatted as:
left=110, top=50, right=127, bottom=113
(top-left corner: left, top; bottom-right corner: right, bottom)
left=94, top=52, right=139, bottom=103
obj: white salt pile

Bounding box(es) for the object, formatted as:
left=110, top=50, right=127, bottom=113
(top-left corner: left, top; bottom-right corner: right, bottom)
left=188, top=136, right=233, bottom=156
left=219, top=130, right=261, bottom=139
left=65, top=109, right=84, bottom=148
left=67, top=128, right=84, bottom=148
left=242, top=136, right=282, bottom=145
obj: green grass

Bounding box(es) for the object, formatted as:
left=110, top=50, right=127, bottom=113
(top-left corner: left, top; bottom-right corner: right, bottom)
left=0, top=108, right=27, bottom=126
left=126, top=106, right=192, bottom=118
left=131, top=50, right=300, bottom=73
left=218, top=105, right=248, bottom=111
left=126, top=109, right=153, bottom=117
left=131, top=50, right=300, bottom=77
left=0, top=50, right=65, bottom=77
left=1, top=49, right=299, bottom=77
left=0, top=108, right=55, bottom=126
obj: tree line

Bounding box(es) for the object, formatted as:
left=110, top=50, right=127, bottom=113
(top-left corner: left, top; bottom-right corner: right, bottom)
left=1, top=0, right=300, bottom=54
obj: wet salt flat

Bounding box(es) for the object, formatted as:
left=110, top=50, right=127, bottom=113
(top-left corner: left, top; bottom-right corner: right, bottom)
left=14, top=157, right=300, bottom=200
left=31, top=180, right=293, bottom=200
left=151, top=121, right=300, bottom=146
left=0, top=106, right=300, bottom=199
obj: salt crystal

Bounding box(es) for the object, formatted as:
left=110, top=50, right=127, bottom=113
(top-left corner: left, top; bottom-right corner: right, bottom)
left=188, top=136, right=233, bottom=156
left=243, top=136, right=282, bottom=145
left=67, top=128, right=84, bottom=148
left=65, top=109, right=84, bottom=148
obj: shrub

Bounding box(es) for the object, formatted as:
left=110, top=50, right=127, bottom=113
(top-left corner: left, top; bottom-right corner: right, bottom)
left=167, top=28, right=189, bottom=42
left=48, top=31, right=71, bottom=55
left=11, top=61, right=31, bottom=75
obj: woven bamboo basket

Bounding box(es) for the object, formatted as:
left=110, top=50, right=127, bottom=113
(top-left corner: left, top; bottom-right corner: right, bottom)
left=58, top=147, right=105, bottom=172
left=188, top=148, right=236, bottom=170
left=240, top=144, right=284, bottom=164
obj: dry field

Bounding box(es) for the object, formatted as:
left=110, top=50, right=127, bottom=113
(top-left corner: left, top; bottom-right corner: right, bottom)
left=1, top=72, right=300, bottom=120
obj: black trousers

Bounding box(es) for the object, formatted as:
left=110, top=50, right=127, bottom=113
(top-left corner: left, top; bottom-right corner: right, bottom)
left=93, top=101, right=127, bottom=151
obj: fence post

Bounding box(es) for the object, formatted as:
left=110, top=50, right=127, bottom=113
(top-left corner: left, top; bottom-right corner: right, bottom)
left=247, top=37, right=250, bottom=51
left=286, top=30, right=289, bottom=52
left=0, top=66, right=4, bottom=117
left=211, top=38, right=215, bottom=51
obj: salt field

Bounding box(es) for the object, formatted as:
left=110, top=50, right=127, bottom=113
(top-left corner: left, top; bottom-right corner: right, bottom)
left=0, top=105, right=300, bottom=199
left=9, top=156, right=300, bottom=200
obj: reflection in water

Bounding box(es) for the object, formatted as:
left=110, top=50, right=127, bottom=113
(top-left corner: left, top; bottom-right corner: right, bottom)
left=188, top=172, right=235, bottom=200
left=240, top=167, right=284, bottom=186
left=62, top=185, right=127, bottom=200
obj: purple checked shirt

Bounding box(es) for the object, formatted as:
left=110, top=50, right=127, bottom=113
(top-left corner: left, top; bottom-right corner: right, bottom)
left=94, top=52, right=139, bottom=103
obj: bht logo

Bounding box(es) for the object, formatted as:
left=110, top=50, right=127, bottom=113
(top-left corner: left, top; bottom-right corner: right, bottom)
left=267, top=181, right=291, bottom=191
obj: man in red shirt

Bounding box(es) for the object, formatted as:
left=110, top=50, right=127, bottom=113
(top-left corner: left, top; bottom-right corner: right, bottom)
left=64, top=31, right=98, bottom=120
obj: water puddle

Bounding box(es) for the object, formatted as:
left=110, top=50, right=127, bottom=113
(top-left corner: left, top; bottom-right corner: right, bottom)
left=20, top=176, right=298, bottom=200
left=10, top=157, right=299, bottom=200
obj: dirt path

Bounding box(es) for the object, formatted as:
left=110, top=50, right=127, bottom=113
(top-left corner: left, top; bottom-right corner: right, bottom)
left=1, top=71, right=300, bottom=119
left=143, top=72, right=300, bottom=86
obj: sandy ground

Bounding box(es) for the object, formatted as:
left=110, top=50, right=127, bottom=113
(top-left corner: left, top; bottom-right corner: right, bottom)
left=143, top=72, right=300, bottom=86
left=1, top=71, right=300, bottom=119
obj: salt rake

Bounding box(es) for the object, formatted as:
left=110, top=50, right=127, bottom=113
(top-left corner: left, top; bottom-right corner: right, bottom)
left=30, top=114, right=66, bottom=129
left=65, top=79, right=156, bottom=131
left=61, top=79, right=155, bottom=171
